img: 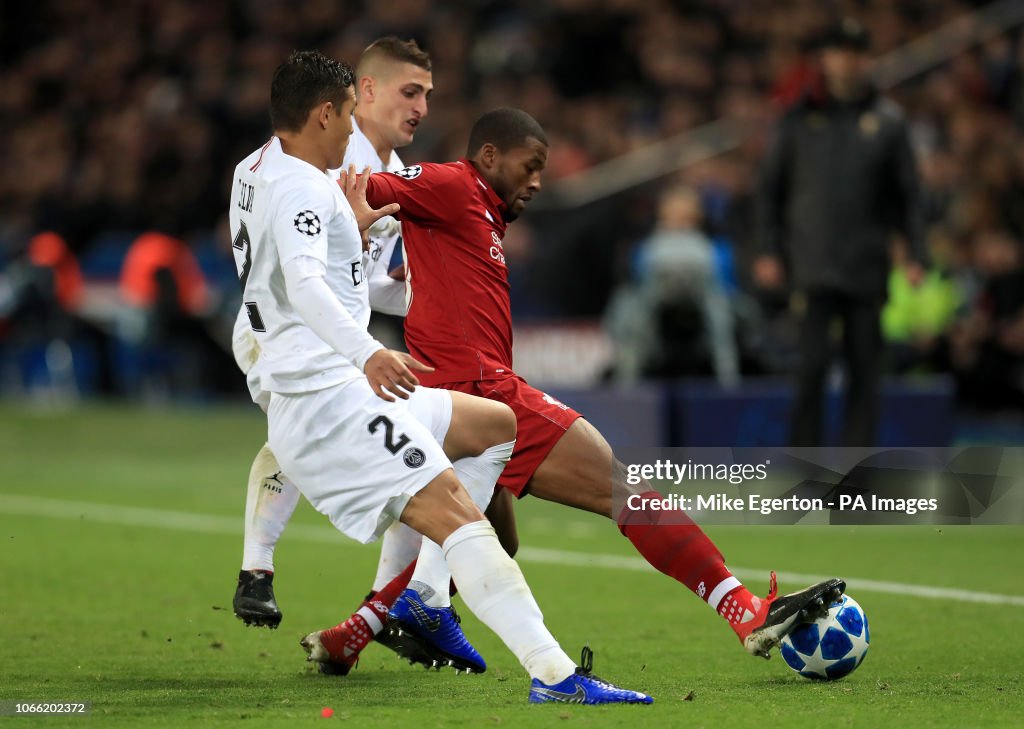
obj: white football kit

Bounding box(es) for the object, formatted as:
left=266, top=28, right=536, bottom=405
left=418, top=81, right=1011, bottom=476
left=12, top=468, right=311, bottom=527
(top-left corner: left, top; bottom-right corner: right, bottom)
left=229, top=136, right=450, bottom=543
left=233, top=118, right=411, bottom=406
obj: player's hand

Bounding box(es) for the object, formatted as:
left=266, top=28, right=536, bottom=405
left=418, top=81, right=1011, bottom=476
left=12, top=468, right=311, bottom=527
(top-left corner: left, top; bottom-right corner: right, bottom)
left=340, top=165, right=400, bottom=233
left=363, top=349, right=435, bottom=402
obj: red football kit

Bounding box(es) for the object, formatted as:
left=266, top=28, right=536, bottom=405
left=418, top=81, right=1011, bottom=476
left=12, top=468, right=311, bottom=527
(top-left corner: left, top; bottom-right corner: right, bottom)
left=364, top=162, right=786, bottom=641
left=365, top=160, right=580, bottom=495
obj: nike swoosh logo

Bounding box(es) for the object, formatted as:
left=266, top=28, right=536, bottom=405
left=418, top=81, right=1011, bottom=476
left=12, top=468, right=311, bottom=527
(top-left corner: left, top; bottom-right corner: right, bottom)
left=531, top=684, right=587, bottom=703
left=406, top=599, right=442, bottom=632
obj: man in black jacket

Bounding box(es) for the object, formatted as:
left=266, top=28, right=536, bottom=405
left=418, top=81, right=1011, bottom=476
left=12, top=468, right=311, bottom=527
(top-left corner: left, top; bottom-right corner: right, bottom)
left=754, top=18, right=925, bottom=446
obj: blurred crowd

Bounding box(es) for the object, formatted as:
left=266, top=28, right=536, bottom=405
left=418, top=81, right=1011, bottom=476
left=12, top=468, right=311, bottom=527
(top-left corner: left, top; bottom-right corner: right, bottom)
left=1, top=0, right=1023, bottom=411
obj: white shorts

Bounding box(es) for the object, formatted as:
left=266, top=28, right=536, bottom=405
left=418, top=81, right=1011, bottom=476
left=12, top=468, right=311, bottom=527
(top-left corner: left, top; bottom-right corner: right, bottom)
left=267, top=378, right=452, bottom=544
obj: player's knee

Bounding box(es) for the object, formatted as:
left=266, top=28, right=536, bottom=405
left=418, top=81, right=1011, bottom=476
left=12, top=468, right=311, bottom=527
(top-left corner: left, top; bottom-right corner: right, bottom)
left=465, top=400, right=517, bottom=455
left=402, top=472, right=485, bottom=544
left=490, top=401, right=517, bottom=446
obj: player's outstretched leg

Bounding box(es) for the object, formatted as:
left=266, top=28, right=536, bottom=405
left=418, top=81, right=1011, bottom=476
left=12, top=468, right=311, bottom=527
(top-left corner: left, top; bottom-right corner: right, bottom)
left=402, top=473, right=652, bottom=704
left=234, top=443, right=300, bottom=628
left=529, top=646, right=652, bottom=705
left=529, top=418, right=845, bottom=658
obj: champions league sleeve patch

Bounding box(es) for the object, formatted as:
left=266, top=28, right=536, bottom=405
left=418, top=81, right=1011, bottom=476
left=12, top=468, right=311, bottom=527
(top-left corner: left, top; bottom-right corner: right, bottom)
left=293, top=210, right=322, bottom=236
left=393, top=165, right=422, bottom=180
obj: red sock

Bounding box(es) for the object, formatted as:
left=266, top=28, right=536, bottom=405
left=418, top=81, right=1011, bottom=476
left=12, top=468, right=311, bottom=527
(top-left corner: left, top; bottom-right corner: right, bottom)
left=619, top=491, right=759, bottom=632
left=321, top=560, right=417, bottom=658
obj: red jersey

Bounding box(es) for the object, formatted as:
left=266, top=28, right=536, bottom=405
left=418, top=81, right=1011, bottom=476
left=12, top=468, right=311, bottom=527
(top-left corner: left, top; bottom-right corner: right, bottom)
left=365, top=160, right=513, bottom=385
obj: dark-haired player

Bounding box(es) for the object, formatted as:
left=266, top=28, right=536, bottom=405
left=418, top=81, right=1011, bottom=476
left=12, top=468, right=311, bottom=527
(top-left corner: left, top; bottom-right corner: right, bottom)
left=231, top=38, right=509, bottom=676
left=229, top=51, right=652, bottom=705
left=342, top=108, right=846, bottom=662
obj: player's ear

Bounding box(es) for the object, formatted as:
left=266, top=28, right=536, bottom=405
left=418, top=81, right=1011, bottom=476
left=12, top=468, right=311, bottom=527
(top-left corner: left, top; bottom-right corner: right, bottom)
left=317, top=101, right=333, bottom=129
left=478, top=142, right=499, bottom=170
left=359, top=75, right=375, bottom=103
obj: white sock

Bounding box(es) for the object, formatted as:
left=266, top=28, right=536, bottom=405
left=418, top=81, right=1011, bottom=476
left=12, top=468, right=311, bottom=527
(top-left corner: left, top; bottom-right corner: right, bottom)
left=442, top=520, right=576, bottom=685
left=241, top=444, right=300, bottom=572
left=408, top=538, right=451, bottom=608
left=372, top=521, right=423, bottom=592
left=387, top=441, right=515, bottom=607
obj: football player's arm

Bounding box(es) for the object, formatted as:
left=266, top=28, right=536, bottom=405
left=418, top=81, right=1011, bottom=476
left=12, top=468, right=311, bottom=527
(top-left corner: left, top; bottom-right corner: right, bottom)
left=339, top=165, right=400, bottom=233
left=282, top=256, right=384, bottom=371
left=272, top=185, right=385, bottom=371
left=363, top=164, right=467, bottom=226
left=281, top=256, right=428, bottom=401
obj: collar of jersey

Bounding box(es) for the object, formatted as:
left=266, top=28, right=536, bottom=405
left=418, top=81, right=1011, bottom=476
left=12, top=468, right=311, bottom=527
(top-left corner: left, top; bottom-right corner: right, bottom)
left=458, top=158, right=508, bottom=222
left=273, top=136, right=334, bottom=178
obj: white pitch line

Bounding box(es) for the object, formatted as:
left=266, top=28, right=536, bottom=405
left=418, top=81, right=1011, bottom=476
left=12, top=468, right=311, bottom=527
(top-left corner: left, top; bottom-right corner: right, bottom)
left=516, top=546, right=1024, bottom=607
left=4, top=494, right=1023, bottom=607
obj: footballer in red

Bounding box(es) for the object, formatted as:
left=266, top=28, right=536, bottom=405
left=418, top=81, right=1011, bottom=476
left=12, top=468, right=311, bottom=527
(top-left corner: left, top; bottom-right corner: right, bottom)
left=363, top=108, right=845, bottom=660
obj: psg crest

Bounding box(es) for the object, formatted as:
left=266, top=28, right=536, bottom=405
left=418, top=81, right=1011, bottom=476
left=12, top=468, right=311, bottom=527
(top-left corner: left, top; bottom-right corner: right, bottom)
left=403, top=447, right=426, bottom=469
left=293, top=210, right=321, bottom=236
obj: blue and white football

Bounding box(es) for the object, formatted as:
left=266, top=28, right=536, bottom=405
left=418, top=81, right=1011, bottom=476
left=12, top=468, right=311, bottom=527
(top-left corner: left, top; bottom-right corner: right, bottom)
left=780, top=594, right=869, bottom=680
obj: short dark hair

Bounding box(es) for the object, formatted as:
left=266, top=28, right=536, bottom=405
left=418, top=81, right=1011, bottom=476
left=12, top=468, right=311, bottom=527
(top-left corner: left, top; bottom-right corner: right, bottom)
left=357, top=36, right=432, bottom=77
left=466, top=108, right=548, bottom=157
left=270, top=50, right=355, bottom=133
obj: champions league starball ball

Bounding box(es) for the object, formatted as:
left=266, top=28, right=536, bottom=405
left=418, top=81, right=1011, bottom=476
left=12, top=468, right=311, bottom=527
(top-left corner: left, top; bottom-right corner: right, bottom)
left=780, top=594, right=870, bottom=680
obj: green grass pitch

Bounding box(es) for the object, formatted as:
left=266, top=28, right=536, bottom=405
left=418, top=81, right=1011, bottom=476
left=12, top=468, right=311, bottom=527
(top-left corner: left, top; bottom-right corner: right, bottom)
left=1, top=403, right=1021, bottom=727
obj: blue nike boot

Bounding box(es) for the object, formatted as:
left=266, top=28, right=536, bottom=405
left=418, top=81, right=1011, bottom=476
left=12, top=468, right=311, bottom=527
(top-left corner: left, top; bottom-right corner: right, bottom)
left=529, top=647, right=653, bottom=705
left=387, top=588, right=486, bottom=674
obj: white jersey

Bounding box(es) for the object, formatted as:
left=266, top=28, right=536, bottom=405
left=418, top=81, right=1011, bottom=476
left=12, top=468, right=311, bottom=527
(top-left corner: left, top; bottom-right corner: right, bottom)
left=340, top=117, right=408, bottom=316
left=229, top=136, right=367, bottom=394
left=232, top=119, right=410, bottom=402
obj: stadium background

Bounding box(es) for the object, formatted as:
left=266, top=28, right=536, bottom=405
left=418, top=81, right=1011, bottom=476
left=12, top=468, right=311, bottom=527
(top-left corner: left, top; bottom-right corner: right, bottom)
left=2, top=3, right=1024, bottom=726
left=2, top=0, right=1024, bottom=446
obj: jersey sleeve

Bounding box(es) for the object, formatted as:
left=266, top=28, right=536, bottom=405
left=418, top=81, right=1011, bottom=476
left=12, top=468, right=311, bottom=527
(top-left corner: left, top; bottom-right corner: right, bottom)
left=270, top=179, right=338, bottom=267
left=364, top=163, right=469, bottom=227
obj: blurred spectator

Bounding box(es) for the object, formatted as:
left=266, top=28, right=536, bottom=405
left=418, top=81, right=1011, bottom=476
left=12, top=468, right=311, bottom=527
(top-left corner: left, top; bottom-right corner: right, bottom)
left=950, top=229, right=1024, bottom=410
left=120, top=232, right=209, bottom=315
left=0, top=233, right=86, bottom=397
left=882, top=236, right=964, bottom=374
left=117, top=231, right=227, bottom=398
left=0, top=1, right=1022, bottom=411
left=26, top=231, right=84, bottom=312
left=753, top=19, right=926, bottom=447
left=605, top=185, right=738, bottom=386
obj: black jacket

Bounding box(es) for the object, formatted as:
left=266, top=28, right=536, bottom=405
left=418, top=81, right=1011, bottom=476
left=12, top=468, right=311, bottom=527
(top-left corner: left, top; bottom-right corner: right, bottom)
left=756, top=87, right=925, bottom=300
